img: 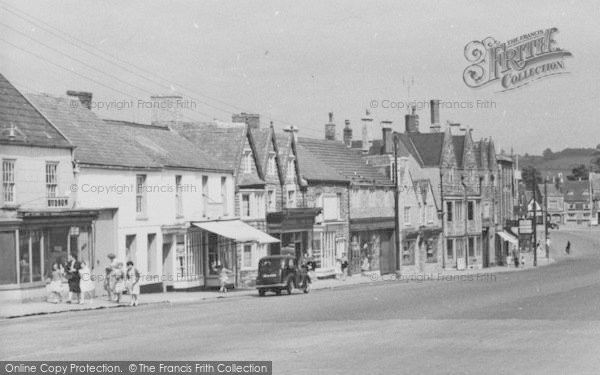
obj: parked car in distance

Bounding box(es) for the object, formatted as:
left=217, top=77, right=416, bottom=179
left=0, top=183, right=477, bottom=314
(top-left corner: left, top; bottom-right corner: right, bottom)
left=256, top=255, right=310, bottom=296
left=546, top=222, right=559, bottom=229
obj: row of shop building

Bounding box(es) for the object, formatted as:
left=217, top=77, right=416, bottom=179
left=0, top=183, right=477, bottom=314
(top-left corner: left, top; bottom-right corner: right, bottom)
left=0, top=74, right=521, bottom=302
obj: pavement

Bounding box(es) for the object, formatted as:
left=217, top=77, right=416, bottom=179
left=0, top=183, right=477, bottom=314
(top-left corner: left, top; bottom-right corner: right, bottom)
left=0, top=228, right=599, bottom=374
left=0, top=249, right=554, bottom=319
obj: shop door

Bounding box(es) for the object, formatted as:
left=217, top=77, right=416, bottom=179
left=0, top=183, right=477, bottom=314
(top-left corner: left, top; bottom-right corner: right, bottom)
left=162, top=236, right=173, bottom=289
left=482, top=231, right=490, bottom=268
left=379, top=232, right=395, bottom=275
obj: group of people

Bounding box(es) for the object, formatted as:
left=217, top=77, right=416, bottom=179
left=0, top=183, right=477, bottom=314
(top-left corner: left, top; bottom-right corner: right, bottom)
left=46, top=253, right=140, bottom=306
left=103, top=253, right=141, bottom=306
left=47, top=254, right=94, bottom=304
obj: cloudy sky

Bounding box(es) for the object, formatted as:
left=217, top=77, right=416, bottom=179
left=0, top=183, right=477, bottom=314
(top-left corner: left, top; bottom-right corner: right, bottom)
left=1, top=0, right=598, bottom=154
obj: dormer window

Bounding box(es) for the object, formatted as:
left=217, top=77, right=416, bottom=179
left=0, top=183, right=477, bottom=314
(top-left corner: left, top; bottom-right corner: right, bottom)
left=267, top=152, right=276, bottom=176
left=244, top=150, right=252, bottom=173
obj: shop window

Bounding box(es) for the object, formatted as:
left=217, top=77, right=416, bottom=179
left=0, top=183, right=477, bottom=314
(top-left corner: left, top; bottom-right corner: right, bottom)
left=402, top=240, right=415, bottom=266
left=208, top=233, right=234, bottom=275
left=0, top=231, right=17, bottom=284
left=468, top=237, right=475, bottom=257
left=19, top=230, right=43, bottom=284
left=243, top=244, right=253, bottom=269
left=426, top=238, right=437, bottom=263
left=46, top=227, right=69, bottom=278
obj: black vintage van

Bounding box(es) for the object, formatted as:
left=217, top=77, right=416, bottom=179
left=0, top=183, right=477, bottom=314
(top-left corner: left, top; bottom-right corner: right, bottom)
left=255, top=255, right=310, bottom=296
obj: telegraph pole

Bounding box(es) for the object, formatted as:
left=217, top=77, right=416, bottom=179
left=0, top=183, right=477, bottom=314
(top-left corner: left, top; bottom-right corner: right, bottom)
left=532, top=184, right=538, bottom=267
left=544, top=177, right=549, bottom=261
left=393, top=135, right=401, bottom=277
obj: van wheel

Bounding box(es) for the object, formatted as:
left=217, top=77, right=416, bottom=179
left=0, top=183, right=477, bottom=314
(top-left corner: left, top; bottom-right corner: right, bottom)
left=258, top=289, right=265, bottom=297
left=286, top=280, right=293, bottom=295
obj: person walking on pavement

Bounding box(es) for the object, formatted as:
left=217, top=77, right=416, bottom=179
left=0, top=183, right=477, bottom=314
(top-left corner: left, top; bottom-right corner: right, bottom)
left=218, top=265, right=231, bottom=293
left=126, top=261, right=141, bottom=306
left=565, top=241, right=571, bottom=255
left=64, top=254, right=81, bottom=304
left=341, top=253, right=349, bottom=281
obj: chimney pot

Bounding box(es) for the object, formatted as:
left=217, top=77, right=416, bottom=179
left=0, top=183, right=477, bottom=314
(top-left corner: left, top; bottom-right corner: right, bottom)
left=405, top=109, right=419, bottom=133
left=343, top=119, right=352, bottom=147
left=325, top=113, right=336, bottom=141
left=232, top=113, right=260, bottom=129
left=361, top=110, right=374, bottom=153
left=66, top=90, right=93, bottom=110
left=381, top=121, right=393, bottom=154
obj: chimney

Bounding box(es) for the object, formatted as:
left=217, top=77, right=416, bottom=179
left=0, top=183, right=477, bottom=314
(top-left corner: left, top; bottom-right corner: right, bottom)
left=325, top=112, right=336, bottom=140
left=66, top=90, right=92, bottom=110
left=448, top=121, right=461, bottom=135
left=343, top=119, right=352, bottom=147
left=361, top=109, right=373, bottom=154
left=404, top=106, right=419, bottom=133
left=381, top=120, right=393, bottom=154
left=430, top=99, right=441, bottom=133
left=150, top=95, right=182, bottom=127
left=232, top=112, right=260, bottom=129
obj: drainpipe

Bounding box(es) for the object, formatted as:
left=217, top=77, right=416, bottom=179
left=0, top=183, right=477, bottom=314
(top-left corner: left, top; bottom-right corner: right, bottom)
left=346, top=183, right=352, bottom=275
left=440, top=170, right=445, bottom=269
left=393, top=136, right=402, bottom=276
left=461, top=175, right=468, bottom=269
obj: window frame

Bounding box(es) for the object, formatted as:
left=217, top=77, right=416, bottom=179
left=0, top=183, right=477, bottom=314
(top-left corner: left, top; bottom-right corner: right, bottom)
left=2, top=159, right=16, bottom=205
left=135, top=174, right=147, bottom=218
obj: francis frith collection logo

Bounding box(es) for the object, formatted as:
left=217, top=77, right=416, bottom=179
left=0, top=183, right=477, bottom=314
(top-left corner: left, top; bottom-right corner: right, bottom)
left=463, top=28, right=572, bottom=92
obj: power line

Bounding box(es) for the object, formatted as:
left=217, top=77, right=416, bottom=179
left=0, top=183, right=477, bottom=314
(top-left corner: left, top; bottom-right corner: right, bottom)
left=0, top=1, right=326, bottom=137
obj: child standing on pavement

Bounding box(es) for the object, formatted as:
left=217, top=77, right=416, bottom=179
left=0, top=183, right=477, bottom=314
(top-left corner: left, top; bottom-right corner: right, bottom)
left=218, top=265, right=231, bottom=293
left=79, top=261, right=95, bottom=304
left=126, top=261, right=141, bottom=306
left=47, top=263, right=65, bottom=303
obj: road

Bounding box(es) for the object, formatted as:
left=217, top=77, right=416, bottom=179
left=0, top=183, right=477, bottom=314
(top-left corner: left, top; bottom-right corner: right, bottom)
left=1, top=229, right=599, bottom=375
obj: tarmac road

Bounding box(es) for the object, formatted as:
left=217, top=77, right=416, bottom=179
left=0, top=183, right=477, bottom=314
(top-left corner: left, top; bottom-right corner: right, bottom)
left=1, top=228, right=599, bottom=375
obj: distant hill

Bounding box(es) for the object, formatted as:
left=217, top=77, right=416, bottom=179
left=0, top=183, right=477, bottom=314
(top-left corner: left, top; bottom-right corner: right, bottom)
left=518, top=147, right=600, bottom=178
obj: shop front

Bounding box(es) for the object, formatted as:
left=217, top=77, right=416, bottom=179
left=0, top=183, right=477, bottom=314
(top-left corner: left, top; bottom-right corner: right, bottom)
left=349, top=217, right=396, bottom=275
left=266, top=208, right=320, bottom=259
left=496, top=230, right=519, bottom=266
left=0, top=209, right=99, bottom=302
left=401, top=227, right=442, bottom=273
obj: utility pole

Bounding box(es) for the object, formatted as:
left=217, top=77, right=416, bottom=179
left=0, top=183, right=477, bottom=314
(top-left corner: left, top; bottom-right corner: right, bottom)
left=532, top=183, right=538, bottom=267
left=461, top=176, right=468, bottom=269
left=544, top=177, right=549, bottom=261
left=393, top=135, right=401, bottom=277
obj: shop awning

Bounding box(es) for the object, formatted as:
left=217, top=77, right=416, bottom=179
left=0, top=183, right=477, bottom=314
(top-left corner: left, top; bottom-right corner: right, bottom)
left=497, top=231, right=518, bottom=244
left=192, top=220, right=280, bottom=244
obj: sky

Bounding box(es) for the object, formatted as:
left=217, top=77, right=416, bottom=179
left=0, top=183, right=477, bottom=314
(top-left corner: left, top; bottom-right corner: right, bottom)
left=1, top=0, right=599, bottom=154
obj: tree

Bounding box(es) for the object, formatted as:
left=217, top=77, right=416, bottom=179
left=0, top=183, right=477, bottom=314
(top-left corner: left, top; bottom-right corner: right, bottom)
left=567, top=164, right=589, bottom=181
left=596, top=144, right=600, bottom=150
left=542, top=148, right=553, bottom=159
left=521, top=166, right=541, bottom=188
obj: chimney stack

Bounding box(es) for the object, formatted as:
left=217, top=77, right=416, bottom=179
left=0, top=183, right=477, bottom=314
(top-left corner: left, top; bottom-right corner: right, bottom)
left=325, top=112, right=336, bottom=140
left=430, top=99, right=441, bottom=133
left=447, top=121, right=461, bottom=135
left=343, top=119, right=352, bottom=147
left=361, top=109, right=373, bottom=154
left=232, top=112, right=260, bottom=129
left=381, top=120, right=393, bottom=154
left=66, top=90, right=92, bottom=110
left=150, top=95, right=182, bottom=127
left=404, top=106, right=419, bottom=133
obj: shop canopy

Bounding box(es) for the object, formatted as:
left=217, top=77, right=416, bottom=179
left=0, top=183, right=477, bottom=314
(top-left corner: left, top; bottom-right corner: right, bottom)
left=497, top=231, right=518, bottom=244
left=192, top=220, right=280, bottom=244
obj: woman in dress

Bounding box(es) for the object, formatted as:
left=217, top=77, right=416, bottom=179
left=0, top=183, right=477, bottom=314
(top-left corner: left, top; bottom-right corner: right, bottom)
left=64, top=254, right=81, bottom=304
left=218, top=265, right=231, bottom=293
left=79, top=261, right=95, bottom=304
left=126, top=261, right=141, bottom=306
left=103, top=253, right=117, bottom=301
left=113, top=262, right=125, bottom=303
left=47, top=263, right=64, bottom=303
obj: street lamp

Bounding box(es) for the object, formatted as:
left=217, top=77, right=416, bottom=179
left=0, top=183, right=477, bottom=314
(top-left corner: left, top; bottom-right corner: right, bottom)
left=393, top=134, right=401, bottom=277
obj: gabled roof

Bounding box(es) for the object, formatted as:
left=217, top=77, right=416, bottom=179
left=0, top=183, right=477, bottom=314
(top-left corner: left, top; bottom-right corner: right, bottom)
left=172, top=121, right=247, bottom=173
left=297, top=137, right=391, bottom=185
left=275, top=132, right=293, bottom=178
left=294, top=142, right=347, bottom=183
left=27, top=93, right=227, bottom=171
left=397, top=132, right=446, bottom=167
left=1, top=75, right=71, bottom=148
left=562, top=180, right=590, bottom=202
left=452, top=135, right=466, bottom=168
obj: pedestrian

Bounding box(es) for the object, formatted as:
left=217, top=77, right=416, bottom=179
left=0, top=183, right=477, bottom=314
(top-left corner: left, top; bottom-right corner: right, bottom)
left=360, top=254, right=370, bottom=276
left=46, top=262, right=65, bottom=303
left=113, top=262, right=126, bottom=303
left=512, top=247, right=519, bottom=268
left=79, top=261, right=95, bottom=304
left=126, top=261, right=141, bottom=307
left=334, top=258, right=343, bottom=280
left=218, top=265, right=231, bottom=293
left=341, top=253, right=349, bottom=281
left=104, top=253, right=116, bottom=301
left=64, top=254, right=81, bottom=304
left=565, top=241, right=571, bottom=255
